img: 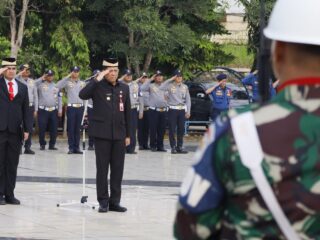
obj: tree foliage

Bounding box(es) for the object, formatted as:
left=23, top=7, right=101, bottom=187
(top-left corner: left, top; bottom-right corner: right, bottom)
left=0, top=0, right=234, bottom=79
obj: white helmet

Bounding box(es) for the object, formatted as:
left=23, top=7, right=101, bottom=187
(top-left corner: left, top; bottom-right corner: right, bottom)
left=264, top=0, right=320, bottom=46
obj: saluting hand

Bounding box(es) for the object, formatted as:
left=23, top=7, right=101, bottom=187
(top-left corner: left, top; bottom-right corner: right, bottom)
left=17, top=68, right=26, bottom=76
left=0, top=67, right=8, bottom=75
left=96, top=69, right=110, bottom=82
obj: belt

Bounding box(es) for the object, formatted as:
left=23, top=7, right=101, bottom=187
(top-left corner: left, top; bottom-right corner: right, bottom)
left=149, top=107, right=168, bottom=112
left=29, top=103, right=34, bottom=107
left=169, top=105, right=186, bottom=110
left=87, top=104, right=93, bottom=108
left=131, top=105, right=139, bottom=110
left=68, top=103, right=83, bottom=108
left=39, top=106, right=57, bottom=112
left=144, top=107, right=149, bottom=111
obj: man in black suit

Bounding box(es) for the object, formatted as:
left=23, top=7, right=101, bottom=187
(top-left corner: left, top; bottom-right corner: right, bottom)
left=79, top=58, right=131, bottom=213
left=0, top=58, right=31, bottom=205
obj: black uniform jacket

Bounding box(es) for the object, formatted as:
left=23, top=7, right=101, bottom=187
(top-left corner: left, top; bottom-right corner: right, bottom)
left=0, top=77, right=32, bottom=135
left=79, top=79, right=131, bottom=140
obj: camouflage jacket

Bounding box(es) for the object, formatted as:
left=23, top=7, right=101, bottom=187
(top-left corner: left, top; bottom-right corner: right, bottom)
left=174, top=79, right=320, bottom=240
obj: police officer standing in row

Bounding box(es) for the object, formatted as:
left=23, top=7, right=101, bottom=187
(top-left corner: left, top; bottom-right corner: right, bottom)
left=140, top=70, right=167, bottom=152
left=79, top=58, right=131, bottom=213
left=160, top=70, right=191, bottom=154
left=137, top=72, right=150, bottom=150
left=0, top=58, right=31, bottom=205
left=119, top=69, right=142, bottom=154
left=16, top=64, right=38, bottom=154
left=205, top=73, right=231, bottom=121
left=57, top=66, right=85, bottom=154
left=36, top=70, right=62, bottom=150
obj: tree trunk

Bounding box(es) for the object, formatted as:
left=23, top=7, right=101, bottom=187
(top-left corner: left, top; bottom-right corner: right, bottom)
left=143, top=49, right=153, bottom=73
left=9, top=0, right=29, bottom=58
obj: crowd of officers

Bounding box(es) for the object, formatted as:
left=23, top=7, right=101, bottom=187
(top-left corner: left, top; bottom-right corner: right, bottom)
left=15, top=64, right=192, bottom=155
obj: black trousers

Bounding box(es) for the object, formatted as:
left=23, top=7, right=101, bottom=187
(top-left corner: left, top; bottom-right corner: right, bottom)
left=149, top=109, right=167, bottom=149
left=87, top=107, right=95, bottom=147
left=168, top=109, right=185, bottom=149
left=94, top=138, right=125, bottom=205
left=138, top=109, right=150, bottom=148
left=0, top=130, right=21, bottom=197
left=24, top=106, right=34, bottom=149
left=126, top=109, right=138, bottom=153
left=38, top=109, right=58, bottom=147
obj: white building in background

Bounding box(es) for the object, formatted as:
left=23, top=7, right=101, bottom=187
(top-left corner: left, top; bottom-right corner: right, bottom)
left=212, top=0, right=248, bottom=44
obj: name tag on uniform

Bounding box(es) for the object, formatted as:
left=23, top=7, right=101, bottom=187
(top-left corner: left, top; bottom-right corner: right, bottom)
left=216, top=90, right=223, bottom=96
left=106, top=93, right=112, bottom=101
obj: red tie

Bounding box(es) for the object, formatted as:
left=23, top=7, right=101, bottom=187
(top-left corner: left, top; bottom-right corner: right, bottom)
left=8, top=82, right=14, bottom=101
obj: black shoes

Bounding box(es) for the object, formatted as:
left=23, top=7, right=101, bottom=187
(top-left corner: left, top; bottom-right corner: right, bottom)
left=74, top=150, right=83, bottom=154
left=171, top=148, right=177, bottom=154
left=5, top=196, right=20, bottom=205
left=98, top=202, right=109, bottom=213
left=40, top=145, right=45, bottom=150
left=139, top=146, right=150, bottom=150
left=88, top=146, right=95, bottom=151
left=171, top=147, right=188, bottom=154
left=176, top=148, right=188, bottom=154
left=49, top=146, right=58, bottom=150
left=0, top=196, right=5, bottom=205
left=68, top=150, right=83, bottom=154
left=151, top=147, right=157, bottom=152
left=157, top=148, right=167, bottom=152
left=24, top=148, right=35, bottom=154
left=109, top=203, right=127, bottom=212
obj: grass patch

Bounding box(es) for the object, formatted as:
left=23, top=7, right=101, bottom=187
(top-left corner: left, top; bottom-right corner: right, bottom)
left=222, top=44, right=254, bottom=68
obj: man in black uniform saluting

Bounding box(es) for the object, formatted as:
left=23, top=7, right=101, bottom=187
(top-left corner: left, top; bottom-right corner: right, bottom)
left=0, top=58, right=31, bottom=205
left=79, top=58, right=131, bottom=213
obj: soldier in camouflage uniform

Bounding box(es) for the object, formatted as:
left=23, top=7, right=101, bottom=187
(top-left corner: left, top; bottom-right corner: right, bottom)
left=174, top=0, right=320, bottom=239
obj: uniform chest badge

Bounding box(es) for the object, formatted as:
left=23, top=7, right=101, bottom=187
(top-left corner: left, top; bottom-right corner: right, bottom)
left=171, top=86, right=176, bottom=93
left=216, top=90, right=223, bottom=96
left=42, top=84, right=48, bottom=91
left=68, top=82, right=74, bottom=88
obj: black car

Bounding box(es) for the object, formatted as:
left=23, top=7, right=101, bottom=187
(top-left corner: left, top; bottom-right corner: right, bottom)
left=186, top=67, right=250, bottom=125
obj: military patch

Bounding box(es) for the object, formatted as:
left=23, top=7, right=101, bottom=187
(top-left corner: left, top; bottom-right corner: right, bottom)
left=216, top=90, right=223, bottom=96
left=171, top=86, right=176, bottom=93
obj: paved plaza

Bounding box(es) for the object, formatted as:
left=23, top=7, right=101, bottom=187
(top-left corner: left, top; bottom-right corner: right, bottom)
left=0, top=137, right=200, bottom=240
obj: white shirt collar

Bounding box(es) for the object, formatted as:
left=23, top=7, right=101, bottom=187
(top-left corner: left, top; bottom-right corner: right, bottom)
left=5, top=78, right=17, bottom=86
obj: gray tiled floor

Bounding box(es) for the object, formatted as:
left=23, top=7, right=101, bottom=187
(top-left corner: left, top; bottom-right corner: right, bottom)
left=0, top=138, right=198, bottom=240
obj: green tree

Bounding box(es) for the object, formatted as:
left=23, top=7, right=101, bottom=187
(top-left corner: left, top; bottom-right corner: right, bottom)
left=238, top=0, right=276, bottom=68
left=83, top=0, right=231, bottom=77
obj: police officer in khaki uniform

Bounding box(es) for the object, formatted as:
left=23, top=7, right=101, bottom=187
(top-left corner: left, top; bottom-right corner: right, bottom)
left=35, top=70, right=62, bottom=150
left=137, top=72, right=150, bottom=150
left=79, top=58, right=131, bottom=213
left=160, top=70, right=191, bottom=154
left=57, top=66, right=86, bottom=154
left=119, top=70, right=143, bottom=154
left=140, top=70, right=167, bottom=152
left=16, top=64, right=38, bottom=154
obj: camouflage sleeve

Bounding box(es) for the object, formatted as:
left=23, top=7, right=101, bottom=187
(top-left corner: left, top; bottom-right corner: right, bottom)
left=174, top=119, right=230, bottom=239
